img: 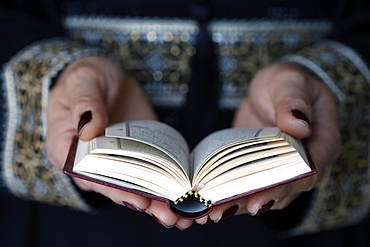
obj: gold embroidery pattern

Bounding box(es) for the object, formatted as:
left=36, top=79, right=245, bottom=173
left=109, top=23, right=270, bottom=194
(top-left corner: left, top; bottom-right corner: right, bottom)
left=283, top=42, right=370, bottom=236
left=209, top=20, right=332, bottom=109
left=64, top=16, right=198, bottom=108
left=3, top=40, right=102, bottom=211
left=2, top=17, right=370, bottom=237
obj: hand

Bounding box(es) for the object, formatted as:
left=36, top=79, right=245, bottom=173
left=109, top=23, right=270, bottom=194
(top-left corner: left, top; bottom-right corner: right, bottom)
left=46, top=56, right=193, bottom=229
left=196, top=63, right=341, bottom=224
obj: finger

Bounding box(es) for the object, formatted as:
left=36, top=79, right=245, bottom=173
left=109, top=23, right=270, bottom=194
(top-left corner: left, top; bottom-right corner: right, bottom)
left=272, top=83, right=313, bottom=139
left=74, top=178, right=151, bottom=211
left=46, top=88, right=78, bottom=168
left=244, top=175, right=316, bottom=215
left=66, top=77, right=109, bottom=141
left=202, top=201, right=241, bottom=223
left=54, top=57, right=118, bottom=140
left=175, top=218, right=194, bottom=230
left=195, top=215, right=209, bottom=225
left=145, top=200, right=181, bottom=228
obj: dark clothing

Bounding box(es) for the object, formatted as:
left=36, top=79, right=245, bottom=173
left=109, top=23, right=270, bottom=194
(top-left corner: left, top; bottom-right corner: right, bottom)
left=1, top=1, right=370, bottom=246
left=2, top=191, right=370, bottom=247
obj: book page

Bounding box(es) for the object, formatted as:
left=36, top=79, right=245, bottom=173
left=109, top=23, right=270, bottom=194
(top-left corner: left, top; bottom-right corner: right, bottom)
left=192, top=140, right=289, bottom=186
left=88, top=136, right=190, bottom=187
left=105, top=120, right=191, bottom=177
left=191, top=127, right=281, bottom=180
left=74, top=155, right=190, bottom=201
left=199, top=153, right=312, bottom=203
left=281, top=133, right=310, bottom=165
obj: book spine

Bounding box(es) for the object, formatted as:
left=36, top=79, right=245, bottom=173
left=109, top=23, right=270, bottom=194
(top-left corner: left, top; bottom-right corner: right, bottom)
left=175, top=190, right=212, bottom=208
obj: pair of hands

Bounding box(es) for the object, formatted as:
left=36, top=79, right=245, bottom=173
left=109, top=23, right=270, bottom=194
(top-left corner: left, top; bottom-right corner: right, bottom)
left=46, top=56, right=340, bottom=230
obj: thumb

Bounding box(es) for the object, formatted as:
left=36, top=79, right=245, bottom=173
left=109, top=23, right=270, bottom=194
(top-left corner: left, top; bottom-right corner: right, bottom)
left=68, top=79, right=109, bottom=141
left=55, top=58, right=112, bottom=140
left=274, top=99, right=312, bottom=139
left=271, top=74, right=314, bottom=139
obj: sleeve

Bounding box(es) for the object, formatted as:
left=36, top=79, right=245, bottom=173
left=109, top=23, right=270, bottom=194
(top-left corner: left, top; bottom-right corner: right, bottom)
left=264, top=0, right=370, bottom=237
left=0, top=2, right=106, bottom=211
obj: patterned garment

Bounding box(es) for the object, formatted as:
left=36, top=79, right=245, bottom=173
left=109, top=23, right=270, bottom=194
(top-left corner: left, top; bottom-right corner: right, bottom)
left=1, top=0, right=370, bottom=237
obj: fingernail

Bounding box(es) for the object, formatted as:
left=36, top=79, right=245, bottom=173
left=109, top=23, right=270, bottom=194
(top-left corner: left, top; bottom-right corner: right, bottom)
left=291, top=109, right=310, bottom=126
left=122, top=201, right=145, bottom=213
left=216, top=205, right=239, bottom=223
left=255, top=200, right=275, bottom=216
left=77, top=111, right=92, bottom=135
left=153, top=216, right=174, bottom=228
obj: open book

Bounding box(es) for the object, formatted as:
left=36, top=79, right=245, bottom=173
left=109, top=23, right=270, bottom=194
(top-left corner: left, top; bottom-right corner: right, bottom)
left=63, top=120, right=316, bottom=218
